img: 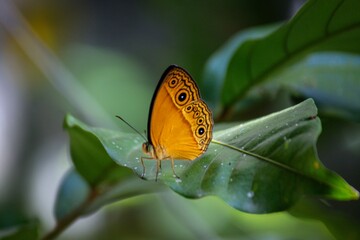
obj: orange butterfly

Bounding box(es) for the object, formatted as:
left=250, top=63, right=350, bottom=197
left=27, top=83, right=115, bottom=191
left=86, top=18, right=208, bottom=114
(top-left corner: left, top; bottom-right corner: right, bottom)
left=119, top=65, right=213, bottom=180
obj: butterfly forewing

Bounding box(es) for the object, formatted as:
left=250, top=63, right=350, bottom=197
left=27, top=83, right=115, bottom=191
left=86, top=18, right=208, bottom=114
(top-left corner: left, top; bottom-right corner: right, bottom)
left=147, top=65, right=213, bottom=161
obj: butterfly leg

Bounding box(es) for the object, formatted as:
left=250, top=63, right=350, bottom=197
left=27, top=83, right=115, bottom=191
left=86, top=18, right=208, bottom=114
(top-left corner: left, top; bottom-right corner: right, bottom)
left=171, top=159, right=180, bottom=179
left=140, top=156, right=147, bottom=179
left=155, top=160, right=161, bottom=181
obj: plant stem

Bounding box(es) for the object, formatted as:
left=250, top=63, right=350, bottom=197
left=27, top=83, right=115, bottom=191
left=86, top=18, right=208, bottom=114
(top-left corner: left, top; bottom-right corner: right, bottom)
left=41, top=190, right=98, bottom=240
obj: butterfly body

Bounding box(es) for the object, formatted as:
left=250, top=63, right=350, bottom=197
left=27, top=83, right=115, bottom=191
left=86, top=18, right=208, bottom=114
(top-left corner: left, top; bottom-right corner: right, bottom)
left=141, top=65, right=213, bottom=180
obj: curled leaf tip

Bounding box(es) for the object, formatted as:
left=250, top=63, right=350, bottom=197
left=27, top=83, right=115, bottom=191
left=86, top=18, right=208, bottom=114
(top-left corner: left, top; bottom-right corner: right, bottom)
left=352, top=188, right=360, bottom=200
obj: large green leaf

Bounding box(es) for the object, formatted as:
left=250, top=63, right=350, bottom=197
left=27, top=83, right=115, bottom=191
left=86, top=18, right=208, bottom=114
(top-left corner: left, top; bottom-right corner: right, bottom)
left=61, top=99, right=358, bottom=214
left=64, top=115, right=134, bottom=187
left=56, top=116, right=163, bottom=220
left=202, top=24, right=280, bottom=112
left=269, top=52, right=360, bottom=120
left=167, top=99, right=358, bottom=213
left=203, top=0, right=360, bottom=114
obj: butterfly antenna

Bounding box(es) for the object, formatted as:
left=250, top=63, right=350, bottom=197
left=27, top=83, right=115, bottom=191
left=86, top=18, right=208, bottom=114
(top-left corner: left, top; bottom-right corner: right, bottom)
left=116, top=115, right=147, bottom=142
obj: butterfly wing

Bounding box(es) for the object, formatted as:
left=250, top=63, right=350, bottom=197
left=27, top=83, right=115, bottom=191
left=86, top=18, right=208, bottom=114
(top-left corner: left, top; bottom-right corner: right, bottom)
left=147, top=65, right=213, bottom=160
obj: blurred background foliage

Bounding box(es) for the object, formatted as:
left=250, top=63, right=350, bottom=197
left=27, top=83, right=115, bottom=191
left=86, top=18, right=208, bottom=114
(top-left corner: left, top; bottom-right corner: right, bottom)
left=0, top=0, right=359, bottom=239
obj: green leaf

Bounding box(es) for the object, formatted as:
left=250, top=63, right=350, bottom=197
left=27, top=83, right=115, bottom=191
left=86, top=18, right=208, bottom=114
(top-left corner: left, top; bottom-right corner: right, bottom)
left=55, top=117, right=164, bottom=220
left=62, top=99, right=358, bottom=214
left=54, top=169, right=90, bottom=220
left=202, top=24, right=280, bottom=112
left=203, top=0, right=360, bottom=112
left=270, top=52, right=360, bottom=121
left=64, top=114, right=134, bottom=187
left=54, top=169, right=163, bottom=220
left=167, top=99, right=358, bottom=213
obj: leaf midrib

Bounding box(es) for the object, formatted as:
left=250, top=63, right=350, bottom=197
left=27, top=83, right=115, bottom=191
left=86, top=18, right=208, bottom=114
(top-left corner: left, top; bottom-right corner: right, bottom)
left=252, top=22, right=360, bottom=86
left=210, top=139, right=348, bottom=195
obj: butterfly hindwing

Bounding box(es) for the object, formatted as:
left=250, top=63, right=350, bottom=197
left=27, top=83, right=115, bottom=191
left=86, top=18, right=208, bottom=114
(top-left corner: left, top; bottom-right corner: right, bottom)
left=182, top=100, right=213, bottom=152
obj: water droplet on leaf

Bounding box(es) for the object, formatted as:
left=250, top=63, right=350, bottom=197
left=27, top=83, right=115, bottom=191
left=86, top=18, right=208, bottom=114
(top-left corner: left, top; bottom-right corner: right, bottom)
left=247, top=191, right=254, bottom=198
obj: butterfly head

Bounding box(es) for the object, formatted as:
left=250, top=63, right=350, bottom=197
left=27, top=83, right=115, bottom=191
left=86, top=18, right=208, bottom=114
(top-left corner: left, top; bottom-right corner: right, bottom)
left=142, top=142, right=154, bottom=157
left=142, top=141, right=167, bottom=160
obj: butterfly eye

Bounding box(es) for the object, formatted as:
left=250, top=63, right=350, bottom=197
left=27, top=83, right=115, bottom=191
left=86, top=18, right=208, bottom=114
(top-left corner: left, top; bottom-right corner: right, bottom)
left=178, top=93, right=186, bottom=101
left=197, top=117, right=204, bottom=125
left=175, top=90, right=189, bottom=106
left=169, top=78, right=178, bottom=88
left=196, top=126, right=206, bottom=137
left=185, top=104, right=193, bottom=113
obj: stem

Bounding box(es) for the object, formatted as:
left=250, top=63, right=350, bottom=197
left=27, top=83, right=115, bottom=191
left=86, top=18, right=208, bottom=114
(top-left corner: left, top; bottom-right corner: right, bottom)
left=41, top=190, right=98, bottom=240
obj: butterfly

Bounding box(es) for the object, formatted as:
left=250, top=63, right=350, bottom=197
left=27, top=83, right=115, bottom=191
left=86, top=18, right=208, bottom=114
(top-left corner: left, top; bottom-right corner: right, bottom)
left=118, top=65, right=213, bottom=180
